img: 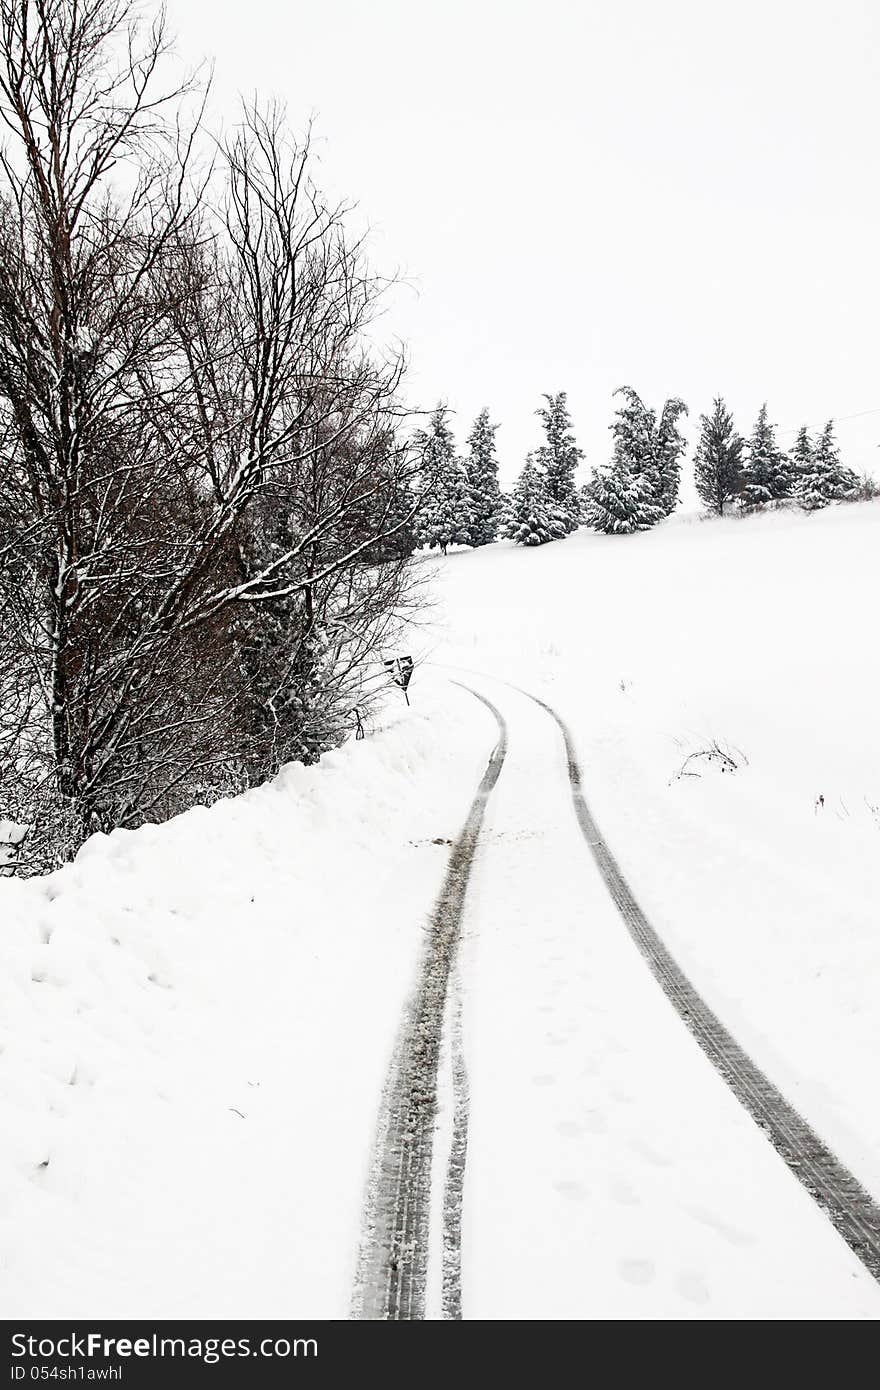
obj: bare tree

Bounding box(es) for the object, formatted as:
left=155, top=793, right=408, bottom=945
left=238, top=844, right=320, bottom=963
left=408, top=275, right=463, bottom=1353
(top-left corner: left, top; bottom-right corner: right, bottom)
left=146, top=102, right=423, bottom=773
left=0, top=2, right=423, bottom=867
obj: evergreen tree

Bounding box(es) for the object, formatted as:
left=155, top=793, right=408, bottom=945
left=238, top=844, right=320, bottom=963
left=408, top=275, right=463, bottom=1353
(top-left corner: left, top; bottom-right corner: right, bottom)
left=576, top=480, right=592, bottom=524
left=610, top=385, right=657, bottom=492
left=464, top=408, right=503, bottom=546
left=797, top=420, right=859, bottom=511
left=534, top=392, right=583, bottom=532
left=583, top=461, right=661, bottom=535
left=584, top=386, right=682, bottom=534
left=346, top=428, right=418, bottom=562
left=654, top=395, right=690, bottom=516
left=694, top=397, right=745, bottom=515
left=790, top=426, right=814, bottom=489
left=740, top=403, right=792, bottom=509
left=603, top=386, right=688, bottom=524
left=503, top=455, right=567, bottom=546
left=414, top=406, right=471, bottom=554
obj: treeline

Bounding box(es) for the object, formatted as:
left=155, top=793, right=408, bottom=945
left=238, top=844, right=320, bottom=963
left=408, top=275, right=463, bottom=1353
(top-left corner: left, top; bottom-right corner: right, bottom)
left=414, top=393, right=583, bottom=552
left=414, top=388, right=877, bottom=553
left=693, top=401, right=869, bottom=515
left=0, top=1, right=420, bottom=870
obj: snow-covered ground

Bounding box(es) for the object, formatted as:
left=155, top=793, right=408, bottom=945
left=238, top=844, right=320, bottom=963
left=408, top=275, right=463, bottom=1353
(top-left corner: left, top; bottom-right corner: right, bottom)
left=425, top=500, right=880, bottom=1208
left=0, top=687, right=496, bottom=1317
left=423, top=499, right=880, bottom=1315
left=2, top=498, right=879, bottom=1318
left=448, top=679, right=879, bottom=1318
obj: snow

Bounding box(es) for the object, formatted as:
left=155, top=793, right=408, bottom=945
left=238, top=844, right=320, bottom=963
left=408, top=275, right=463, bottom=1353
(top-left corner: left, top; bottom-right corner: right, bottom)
left=441, top=679, right=878, bottom=1318
left=3, top=496, right=879, bottom=1319
left=0, top=819, right=28, bottom=876
left=423, top=498, right=880, bottom=1316
left=0, top=686, right=496, bottom=1317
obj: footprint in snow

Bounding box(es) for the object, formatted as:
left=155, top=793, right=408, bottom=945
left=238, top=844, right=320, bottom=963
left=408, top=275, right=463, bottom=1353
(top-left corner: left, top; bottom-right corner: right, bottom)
left=675, top=1270, right=710, bottom=1305
left=610, top=1085, right=634, bottom=1105
left=628, top=1137, right=671, bottom=1168
left=552, top=1178, right=588, bottom=1201
left=683, top=1203, right=754, bottom=1248
left=555, top=1119, right=583, bottom=1139
left=618, top=1257, right=655, bottom=1287
left=610, top=1177, right=640, bottom=1207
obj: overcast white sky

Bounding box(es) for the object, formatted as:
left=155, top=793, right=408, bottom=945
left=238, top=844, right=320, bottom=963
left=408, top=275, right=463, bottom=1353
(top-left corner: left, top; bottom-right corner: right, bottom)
left=169, top=0, right=880, bottom=488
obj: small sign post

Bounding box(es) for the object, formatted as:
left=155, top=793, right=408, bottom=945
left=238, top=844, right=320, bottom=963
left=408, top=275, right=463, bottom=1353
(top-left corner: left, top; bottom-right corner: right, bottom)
left=384, top=655, right=414, bottom=705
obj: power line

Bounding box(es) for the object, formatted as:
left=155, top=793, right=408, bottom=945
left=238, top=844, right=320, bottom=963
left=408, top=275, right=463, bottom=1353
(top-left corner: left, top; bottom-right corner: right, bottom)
left=776, top=406, right=880, bottom=437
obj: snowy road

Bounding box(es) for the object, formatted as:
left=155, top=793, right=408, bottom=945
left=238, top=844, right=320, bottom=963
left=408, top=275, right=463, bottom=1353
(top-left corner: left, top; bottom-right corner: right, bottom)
left=7, top=521, right=878, bottom=1321
left=362, top=672, right=880, bottom=1319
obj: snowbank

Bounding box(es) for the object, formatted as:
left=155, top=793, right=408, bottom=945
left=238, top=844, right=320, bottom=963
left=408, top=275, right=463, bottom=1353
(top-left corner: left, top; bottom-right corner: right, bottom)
left=0, top=681, right=497, bottom=1317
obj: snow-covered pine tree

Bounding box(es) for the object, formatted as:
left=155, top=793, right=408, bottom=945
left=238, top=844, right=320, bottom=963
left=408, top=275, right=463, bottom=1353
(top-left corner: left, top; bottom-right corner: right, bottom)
left=606, top=386, right=688, bottom=522
left=503, top=455, right=567, bottom=546
left=414, top=405, right=471, bottom=554
left=790, top=426, right=813, bottom=490
left=534, top=392, right=584, bottom=533
left=464, top=408, right=503, bottom=546
left=583, top=386, right=675, bottom=534
left=610, top=385, right=657, bottom=491
left=582, top=460, right=661, bottom=535
left=739, top=403, right=792, bottom=509
left=694, top=397, right=745, bottom=515
left=654, top=395, right=689, bottom=515
left=797, top=420, right=859, bottom=511
left=576, top=480, right=592, bottom=524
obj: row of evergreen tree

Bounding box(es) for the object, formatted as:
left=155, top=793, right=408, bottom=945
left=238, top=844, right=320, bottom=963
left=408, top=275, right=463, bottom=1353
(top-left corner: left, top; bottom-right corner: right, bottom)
left=414, top=393, right=584, bottom=552
left=415, top=389, right=874, bottom=550
left=692, top=400, right=861, bottom=516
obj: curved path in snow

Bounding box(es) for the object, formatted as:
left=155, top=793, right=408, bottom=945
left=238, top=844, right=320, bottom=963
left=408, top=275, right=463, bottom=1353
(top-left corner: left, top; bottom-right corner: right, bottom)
left=355, top=672, right=880, bottom=1318
left=352, top=683, right=507, bottom=1321
left=525, top=686, right=880, bottom=1283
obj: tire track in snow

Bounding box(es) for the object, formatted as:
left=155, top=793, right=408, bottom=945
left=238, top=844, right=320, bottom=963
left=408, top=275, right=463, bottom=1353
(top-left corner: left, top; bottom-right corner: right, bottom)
left=352, top=683, right=507, bottom=1320
left=509, top=679, right=880, bottom=1283
left=441, top=984, right=468, bottom=1320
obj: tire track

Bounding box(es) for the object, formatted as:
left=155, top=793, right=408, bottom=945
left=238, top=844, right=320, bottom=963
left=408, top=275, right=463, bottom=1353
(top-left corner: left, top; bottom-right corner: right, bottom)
left=511, top=682, right=880, bottom=1282
left=352, top=683, right=507, bottom=1320
left=441, top=984, right=468, bottom=1320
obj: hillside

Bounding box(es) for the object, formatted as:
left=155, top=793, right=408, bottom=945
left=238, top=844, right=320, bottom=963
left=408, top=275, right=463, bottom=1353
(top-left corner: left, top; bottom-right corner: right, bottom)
left=2, top=499, right=879, bottom=1319
left=426, top=500, right=880, bottom=1194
